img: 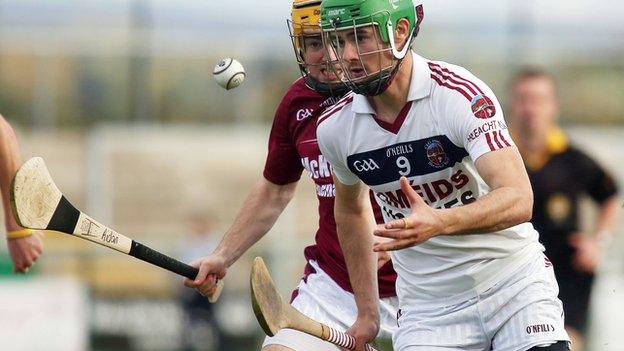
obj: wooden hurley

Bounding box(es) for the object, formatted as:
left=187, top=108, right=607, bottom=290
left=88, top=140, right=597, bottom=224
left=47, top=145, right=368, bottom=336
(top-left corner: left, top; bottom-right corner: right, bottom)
left=250, top=256, right=377, bottom=351
left=11, top=157, right=223, bottom=302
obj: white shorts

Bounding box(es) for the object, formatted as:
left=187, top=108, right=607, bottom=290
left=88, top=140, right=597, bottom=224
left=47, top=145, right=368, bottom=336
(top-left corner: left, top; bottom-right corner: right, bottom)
left=394, top=252, right=570, bottom=351
left=262, top=260, right=399, bottom=350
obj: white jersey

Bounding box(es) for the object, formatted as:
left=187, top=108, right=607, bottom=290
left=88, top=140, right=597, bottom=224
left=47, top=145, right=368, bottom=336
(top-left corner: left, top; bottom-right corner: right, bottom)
left=317, top=52, right=543, bottom=308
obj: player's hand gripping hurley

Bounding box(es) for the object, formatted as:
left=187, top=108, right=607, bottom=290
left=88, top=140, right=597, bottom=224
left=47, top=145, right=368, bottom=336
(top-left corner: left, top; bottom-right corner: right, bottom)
left=250, top=257, right=378, bottom=351
left=11, top=157, right=223, bottom=301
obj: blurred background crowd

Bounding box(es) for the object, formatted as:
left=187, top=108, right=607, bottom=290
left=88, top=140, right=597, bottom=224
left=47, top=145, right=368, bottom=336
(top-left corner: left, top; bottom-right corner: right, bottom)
left=0, top=1, right=622, bottom=350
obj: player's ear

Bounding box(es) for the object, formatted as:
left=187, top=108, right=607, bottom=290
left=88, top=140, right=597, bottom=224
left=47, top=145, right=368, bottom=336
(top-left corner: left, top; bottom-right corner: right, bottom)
left=393, top=18, right=411, bottom=51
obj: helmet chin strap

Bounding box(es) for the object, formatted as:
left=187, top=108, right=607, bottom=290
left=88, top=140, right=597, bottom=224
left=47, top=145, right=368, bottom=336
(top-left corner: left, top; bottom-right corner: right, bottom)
left=387, top=20, right=414, bottom=59
left=305, top=75, right=349, bottom=97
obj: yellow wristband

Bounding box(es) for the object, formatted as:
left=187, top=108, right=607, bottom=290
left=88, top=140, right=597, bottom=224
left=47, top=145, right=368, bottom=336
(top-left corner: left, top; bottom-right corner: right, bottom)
left=6, top=229, right=33, bottom=239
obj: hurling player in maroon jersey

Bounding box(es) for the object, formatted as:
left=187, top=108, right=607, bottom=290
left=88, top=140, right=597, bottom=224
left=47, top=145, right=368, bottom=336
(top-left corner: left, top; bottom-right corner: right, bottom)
left=183, top=1, right=398, bottom=350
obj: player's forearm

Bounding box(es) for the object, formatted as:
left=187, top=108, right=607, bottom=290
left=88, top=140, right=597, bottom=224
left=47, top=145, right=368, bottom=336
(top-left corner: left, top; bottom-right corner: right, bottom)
left=439, top=186, right=532, bottom=236
left=214, top=178, right=297, bottom=267
left=595, top=196, right=620, bottom=241
left=0, top=116, right=22, bottom=232
left=335, top=198, right=379, bottom=320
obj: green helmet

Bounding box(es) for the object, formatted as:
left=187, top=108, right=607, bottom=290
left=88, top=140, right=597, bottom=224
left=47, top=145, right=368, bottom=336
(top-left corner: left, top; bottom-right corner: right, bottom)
left=320, top=0, right=424, bottom=96
left=321, top=0, right=419, bottom=54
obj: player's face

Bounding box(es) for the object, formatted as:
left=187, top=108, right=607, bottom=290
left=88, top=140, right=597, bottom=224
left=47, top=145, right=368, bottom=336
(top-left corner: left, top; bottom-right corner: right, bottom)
left=324, top=24, right=394, bottom=82
left=300, top=32, right=338, bottom=83
left=510, top=77, right=559, bottom=136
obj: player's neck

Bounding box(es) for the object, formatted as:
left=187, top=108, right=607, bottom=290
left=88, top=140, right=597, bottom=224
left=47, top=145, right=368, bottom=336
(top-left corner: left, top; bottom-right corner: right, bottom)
left=518, top=128, right=548, bottom=155
left=369, top=53, right=413, bottom=124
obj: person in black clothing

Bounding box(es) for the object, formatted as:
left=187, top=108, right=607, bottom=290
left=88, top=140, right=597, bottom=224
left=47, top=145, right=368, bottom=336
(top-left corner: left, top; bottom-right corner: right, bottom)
left=509, top=68, right=620, bottom=351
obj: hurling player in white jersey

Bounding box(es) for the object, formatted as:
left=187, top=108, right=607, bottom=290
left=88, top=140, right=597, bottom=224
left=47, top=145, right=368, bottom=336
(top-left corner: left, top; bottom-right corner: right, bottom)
left=184, top=1, right=400, bottom=350
left=316, top=1, right=570, bottom=351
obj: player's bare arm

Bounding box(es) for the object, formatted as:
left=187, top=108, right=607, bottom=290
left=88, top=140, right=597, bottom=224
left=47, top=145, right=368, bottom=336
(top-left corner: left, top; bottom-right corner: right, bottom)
left=0, top=114, right=43, bottom=273
left=594, top=196, right=620, bottom=237
left=569, top=195, right=620, bottom=273
left=184, top=178, right=297, bottom=295
left=441, top=147, right=533, bottom=234
left=333, top=177, right=380, bottom=350
left=374, top=147, right=532, bottom=251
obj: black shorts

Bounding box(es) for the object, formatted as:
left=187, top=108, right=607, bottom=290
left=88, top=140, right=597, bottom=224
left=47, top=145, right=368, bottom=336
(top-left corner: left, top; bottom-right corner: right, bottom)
left=527, top=341, right=570, bottom=350
left=554, top=266, right=595, bottom=334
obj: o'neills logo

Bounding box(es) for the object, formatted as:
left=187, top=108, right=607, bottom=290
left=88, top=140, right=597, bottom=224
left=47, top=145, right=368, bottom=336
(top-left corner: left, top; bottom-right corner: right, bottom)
left=425, top=140, right=449, bottom=168
left=526, top=324, right=555, bottom=334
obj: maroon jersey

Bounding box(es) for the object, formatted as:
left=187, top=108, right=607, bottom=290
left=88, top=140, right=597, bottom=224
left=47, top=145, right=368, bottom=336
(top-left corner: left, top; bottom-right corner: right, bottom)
left=263, top=78, right=397, bottom=298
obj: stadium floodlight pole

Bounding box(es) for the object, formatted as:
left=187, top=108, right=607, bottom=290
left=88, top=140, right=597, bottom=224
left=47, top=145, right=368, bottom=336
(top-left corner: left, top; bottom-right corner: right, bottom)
left=250, top=257, right=378, bottom=351
left=11, top=157, right=223, bottom=302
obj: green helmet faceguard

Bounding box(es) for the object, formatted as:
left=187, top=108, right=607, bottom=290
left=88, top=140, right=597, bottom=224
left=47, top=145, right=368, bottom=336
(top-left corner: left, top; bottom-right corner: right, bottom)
left=320, top=0, right=424, bottom=96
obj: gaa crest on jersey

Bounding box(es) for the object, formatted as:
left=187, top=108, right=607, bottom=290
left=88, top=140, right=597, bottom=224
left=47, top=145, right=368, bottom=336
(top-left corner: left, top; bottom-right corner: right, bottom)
left=471, top=94, right=496, bottom=119
left=352, top=158, right=381, bottom=172
left=425, top=139, right=449, bottom=168
left=296, top=108, right=314, bottom=121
